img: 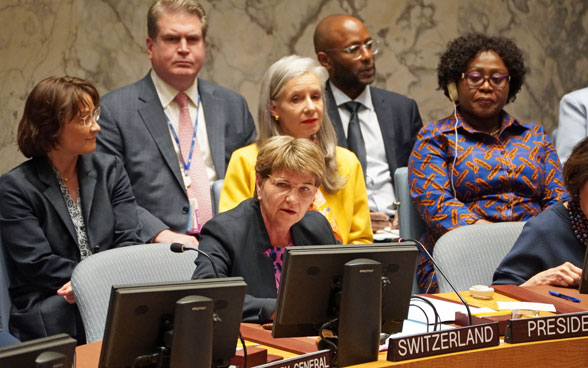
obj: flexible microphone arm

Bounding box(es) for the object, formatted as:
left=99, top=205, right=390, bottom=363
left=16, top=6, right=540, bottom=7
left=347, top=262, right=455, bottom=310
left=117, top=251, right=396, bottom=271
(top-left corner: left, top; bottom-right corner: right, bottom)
left=403, top=238, right=473, bottom=326
left=170, top=243, right=220, bottom=278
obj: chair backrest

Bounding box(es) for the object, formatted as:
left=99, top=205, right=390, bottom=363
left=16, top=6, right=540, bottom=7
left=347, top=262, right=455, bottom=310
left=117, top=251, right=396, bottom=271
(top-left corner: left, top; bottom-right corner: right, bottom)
left=393, top=167, right=426, bottom=241
left=433, top=222, right=525, bottom=292
left=211, top=179, right=225, bottom=216
left=71, top=244, right=197, bottom=343
left=393, top=167, right=426, bottom=294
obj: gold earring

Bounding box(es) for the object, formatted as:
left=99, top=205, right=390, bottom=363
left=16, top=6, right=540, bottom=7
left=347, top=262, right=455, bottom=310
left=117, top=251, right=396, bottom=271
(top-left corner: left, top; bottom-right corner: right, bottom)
left=273, top=114, right=279, bottom=121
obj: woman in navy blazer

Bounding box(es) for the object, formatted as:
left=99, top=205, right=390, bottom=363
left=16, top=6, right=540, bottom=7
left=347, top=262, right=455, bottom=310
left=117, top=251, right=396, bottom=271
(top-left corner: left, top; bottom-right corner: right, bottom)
left=0, top=76, right=142, bottom=343
left=193, top=136, right=337, bottom=323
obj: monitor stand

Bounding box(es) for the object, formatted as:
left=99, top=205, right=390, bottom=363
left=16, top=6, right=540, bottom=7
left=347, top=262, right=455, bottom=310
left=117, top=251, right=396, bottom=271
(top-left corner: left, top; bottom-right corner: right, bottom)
left=170, top=295, right=214, bottom=368
left=131, top=295, right=214, bottom=368
left=320, top=258, right=382, bottom=367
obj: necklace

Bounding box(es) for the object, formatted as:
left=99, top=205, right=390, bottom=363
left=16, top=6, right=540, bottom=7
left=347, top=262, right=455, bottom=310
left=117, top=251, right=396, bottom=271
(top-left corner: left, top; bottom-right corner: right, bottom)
left=568, top=198, right=588, bottom=248
left=489, top=127, right=501, bottom=136
left=51, top=166, right=76, bottom=183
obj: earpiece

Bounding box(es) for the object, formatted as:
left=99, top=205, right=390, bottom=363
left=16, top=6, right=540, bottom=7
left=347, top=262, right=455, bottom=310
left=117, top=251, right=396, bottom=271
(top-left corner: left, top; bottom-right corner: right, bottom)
left=447, top=81, right=459, bottom=198
left=447, top=82, right=458, bottom=102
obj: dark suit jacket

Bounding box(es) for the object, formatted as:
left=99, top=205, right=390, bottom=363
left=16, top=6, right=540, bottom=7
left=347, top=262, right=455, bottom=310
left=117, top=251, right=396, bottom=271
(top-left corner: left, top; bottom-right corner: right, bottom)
left=192, top=198, right=337, bottom=323
left=0, top=153, right=141, bottom=341
left=97, top=74, right=256, bottom=241
left=325, top=83, right=422, bottom=186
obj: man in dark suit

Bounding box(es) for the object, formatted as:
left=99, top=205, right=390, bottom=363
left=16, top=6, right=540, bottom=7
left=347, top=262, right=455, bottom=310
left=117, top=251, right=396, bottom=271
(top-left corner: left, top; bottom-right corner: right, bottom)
left=314, top=15, right=422, bottom=231
left=98, top=0, right=256, bottom=245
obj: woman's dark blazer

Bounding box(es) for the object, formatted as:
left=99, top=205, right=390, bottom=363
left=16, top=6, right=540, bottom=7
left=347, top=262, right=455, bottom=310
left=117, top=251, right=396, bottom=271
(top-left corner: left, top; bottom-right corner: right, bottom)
left=0, top=152, right=142, bottom=341
left=192, top=198, right=337, bottom=323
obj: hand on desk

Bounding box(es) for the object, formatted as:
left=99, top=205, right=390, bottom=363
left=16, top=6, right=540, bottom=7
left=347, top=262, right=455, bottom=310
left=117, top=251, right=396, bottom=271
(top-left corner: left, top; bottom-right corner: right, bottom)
left=370, top=211, right=395, bottom=232
left=153, top=229, right=199, bottom=247
left=521, top=262, right=582, bottom=287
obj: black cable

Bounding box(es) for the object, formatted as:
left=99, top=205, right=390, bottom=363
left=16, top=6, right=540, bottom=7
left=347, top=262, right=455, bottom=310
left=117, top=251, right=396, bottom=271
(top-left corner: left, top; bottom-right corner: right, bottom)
left=410, top=295, right=442, bottom=331
left=403, top=238, right=473, bottom=326
left=170, top=243, right=220, bottom=278
left=408, top=303, right=430, bottom=332
left=238, top=331, right=247, bottom=368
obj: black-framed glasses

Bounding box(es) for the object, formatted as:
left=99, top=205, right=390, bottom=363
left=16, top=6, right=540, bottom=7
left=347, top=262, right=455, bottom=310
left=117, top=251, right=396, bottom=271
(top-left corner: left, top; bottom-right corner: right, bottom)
left=325, top=38, right=381, bottom=60
left=461, top=71, right=510, bottom=90
left=79, top=107, right=101, bottom=127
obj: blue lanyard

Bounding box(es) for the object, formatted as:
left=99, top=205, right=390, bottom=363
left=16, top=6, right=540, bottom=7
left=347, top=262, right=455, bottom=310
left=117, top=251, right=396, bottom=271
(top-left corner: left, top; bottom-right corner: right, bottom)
left=167, top=94, right=201, bottom=172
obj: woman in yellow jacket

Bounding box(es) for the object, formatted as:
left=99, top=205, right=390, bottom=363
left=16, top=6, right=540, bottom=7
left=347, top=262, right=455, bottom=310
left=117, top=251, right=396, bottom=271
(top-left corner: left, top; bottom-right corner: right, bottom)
left=219, top=55, right=372, bottom=244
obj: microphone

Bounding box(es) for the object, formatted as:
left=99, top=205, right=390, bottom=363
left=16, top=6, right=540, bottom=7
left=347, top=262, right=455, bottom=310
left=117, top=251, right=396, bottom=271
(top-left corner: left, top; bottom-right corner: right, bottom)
left=403, top=238, right=473, bottom=326
left=170, top=243, right=220, bottom=278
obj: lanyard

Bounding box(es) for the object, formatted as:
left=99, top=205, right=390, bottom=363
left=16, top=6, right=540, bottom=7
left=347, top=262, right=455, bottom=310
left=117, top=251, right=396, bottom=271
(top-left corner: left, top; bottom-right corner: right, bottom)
left=167, top=94, right=201, bottom=173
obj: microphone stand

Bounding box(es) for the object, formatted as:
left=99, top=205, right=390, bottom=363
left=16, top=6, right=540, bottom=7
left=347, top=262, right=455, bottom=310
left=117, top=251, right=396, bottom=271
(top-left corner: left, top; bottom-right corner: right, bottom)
left=403, top=238, right=473, bottom=326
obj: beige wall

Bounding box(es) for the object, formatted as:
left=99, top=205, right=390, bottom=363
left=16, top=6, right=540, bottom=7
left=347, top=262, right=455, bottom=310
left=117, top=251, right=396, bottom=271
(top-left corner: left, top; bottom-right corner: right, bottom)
left=1, top=0, right=587, bottom=173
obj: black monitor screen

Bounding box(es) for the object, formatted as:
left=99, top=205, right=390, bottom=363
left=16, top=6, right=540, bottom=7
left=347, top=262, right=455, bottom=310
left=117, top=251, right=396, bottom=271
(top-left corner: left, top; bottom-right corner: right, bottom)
left=579, top=245, right=588, bottom=294
left=0, top=333, right=76, bottom=368
left=272, top=242, right=418, bottom=337
left=98, top=277, right=246, bottom=368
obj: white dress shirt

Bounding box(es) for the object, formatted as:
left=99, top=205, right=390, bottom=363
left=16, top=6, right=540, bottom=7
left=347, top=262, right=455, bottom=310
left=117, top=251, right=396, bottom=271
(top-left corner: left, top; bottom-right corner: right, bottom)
left=330, top=82, right=396, bottom=216
left=151, top=70, right=218, bottom=183
left=556, top=87, right=588, bottom=164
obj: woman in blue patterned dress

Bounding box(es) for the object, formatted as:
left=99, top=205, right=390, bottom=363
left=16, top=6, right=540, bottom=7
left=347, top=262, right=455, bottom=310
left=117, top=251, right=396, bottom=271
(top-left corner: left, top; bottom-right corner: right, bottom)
left=408, top=34, right=568, bottom=292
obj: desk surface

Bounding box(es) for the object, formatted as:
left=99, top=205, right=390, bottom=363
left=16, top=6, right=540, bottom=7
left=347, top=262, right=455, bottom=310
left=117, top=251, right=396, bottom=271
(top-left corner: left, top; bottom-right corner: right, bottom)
left=76, top=286, right=588, bottom=368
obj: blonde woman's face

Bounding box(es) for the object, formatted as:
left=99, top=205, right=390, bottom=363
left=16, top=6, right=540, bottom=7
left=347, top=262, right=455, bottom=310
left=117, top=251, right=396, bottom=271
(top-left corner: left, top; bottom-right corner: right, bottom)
left=256, top=170, right=317, bottom=231
left=271, top=72, right=323, bottom=139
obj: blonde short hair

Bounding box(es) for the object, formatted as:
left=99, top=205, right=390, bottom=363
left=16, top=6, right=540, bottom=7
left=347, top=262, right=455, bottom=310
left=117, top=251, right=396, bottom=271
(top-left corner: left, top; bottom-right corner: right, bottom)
left=256, top=136, right=326, bottom=187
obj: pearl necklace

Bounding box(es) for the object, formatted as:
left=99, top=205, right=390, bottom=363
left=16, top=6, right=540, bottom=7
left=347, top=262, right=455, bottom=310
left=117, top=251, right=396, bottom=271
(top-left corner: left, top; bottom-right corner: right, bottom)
left=568, top=198, right=588, bottom=247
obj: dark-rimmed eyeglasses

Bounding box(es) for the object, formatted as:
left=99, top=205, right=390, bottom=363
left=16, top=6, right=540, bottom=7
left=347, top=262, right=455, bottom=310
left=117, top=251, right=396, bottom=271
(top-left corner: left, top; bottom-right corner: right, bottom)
left=79, top=107, right=101, bottom=127
left=325, top=38, right=381, bottom=60
left=461, top=71, right=510, bottom=90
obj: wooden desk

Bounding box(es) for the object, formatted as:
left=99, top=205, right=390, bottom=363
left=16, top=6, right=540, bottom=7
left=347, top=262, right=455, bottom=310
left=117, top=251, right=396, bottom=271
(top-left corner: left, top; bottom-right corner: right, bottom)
left=76, top=286, right=588, bottom=368
left=75, top=338, right=299, bottom=368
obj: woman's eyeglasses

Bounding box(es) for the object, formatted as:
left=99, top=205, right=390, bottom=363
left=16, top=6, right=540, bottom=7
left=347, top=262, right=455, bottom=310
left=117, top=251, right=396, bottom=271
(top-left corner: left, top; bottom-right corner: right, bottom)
left=461, top=71, right=510, bottom=90
left=267, top=175, right=317, bottom=200
left=79, top=107, right=101, bottom=127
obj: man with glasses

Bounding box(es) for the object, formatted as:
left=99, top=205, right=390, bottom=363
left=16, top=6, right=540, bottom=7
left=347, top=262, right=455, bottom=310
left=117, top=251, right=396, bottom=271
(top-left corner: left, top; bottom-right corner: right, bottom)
left=313, top=15, right=422, bottom=232
left=97, top=0, right=255, bottom=246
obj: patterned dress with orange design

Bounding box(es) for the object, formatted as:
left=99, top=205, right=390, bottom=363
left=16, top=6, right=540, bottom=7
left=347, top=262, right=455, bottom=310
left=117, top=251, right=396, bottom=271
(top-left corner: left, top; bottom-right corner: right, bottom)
left=408, top=111, right=569, bottom=292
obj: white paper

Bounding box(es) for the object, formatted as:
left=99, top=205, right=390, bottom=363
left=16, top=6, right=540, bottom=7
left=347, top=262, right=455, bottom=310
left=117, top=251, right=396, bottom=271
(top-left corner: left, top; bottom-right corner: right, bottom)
left=373, top=228, right=400, bottom=241
left=407, top=296, right=495, bottom=324
left=496, top=301, right=556, bottom=312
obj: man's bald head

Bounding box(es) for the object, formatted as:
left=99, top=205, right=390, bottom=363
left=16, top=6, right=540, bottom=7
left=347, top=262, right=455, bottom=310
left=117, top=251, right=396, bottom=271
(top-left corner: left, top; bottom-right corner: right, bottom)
left=313, top=14, right=375, bottom=99
left=313, top=14, right=365, bottom=53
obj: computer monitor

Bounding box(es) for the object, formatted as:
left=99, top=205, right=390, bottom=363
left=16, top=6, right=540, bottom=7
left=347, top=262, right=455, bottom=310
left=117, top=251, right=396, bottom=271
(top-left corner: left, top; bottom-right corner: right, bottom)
left=98, top=277, right=247, bottom=368
left=272, top=242, right=418, bottom=366
left=579, top=246, right=588, bottom=294
left=0, top=333, right=76, bottom=368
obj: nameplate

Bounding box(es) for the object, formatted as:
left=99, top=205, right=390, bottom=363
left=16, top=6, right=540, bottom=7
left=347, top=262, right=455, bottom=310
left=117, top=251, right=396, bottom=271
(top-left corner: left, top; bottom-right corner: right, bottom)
left=504, top=311, right=588, bottom=343
left=387, top=322, right=499, bottom=361
left=256, top=350, right=331, bottom=368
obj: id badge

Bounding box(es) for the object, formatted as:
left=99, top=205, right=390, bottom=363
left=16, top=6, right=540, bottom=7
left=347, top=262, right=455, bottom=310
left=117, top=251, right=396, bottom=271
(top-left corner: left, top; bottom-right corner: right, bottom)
left=187, top=198, right=202, bottom=234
